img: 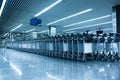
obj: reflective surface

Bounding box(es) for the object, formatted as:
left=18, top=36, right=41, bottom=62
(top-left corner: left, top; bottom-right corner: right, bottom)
left=0, top=48, right=120, bottom=80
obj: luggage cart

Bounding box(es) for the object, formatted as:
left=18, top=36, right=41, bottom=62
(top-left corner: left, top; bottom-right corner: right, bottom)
left=54, top=35, right=60, bottom=58
left=83, top=33, right=93, bottom=61
left=92, top=34, right=98, bottom=60
left=62, top=34, right=69, bottom=59
left=77, top=33, right=84, bottom=61
left=47, top=36, right=51, bottom=56
left=58, top=35, right=63, bottom=58
left=46, top=37, right=50, bottom=56
left=70, top=34, right=74, bottom=60
left=39, top=39, right=42, bottom=54
left=57, top=35, right=62, bottom=58
left=106, top=33, right=114, bottom=61
left=49, top=36, right=54, bottom=57
left=115, top=34, right=120, bottom=60
left=97, top=33, right=107, bottom=61
left=105, top=33, right=119, bottom=61
left=67, top=34, right=73, bottom=60
left=72, top=34, right=78, bottom=60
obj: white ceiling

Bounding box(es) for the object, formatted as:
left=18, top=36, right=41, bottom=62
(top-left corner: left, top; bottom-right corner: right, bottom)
left=0, top=0, right=120, bottom=35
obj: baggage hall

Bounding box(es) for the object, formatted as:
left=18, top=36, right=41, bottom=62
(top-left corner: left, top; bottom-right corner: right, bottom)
left=0, top=0, right=120, bottom=80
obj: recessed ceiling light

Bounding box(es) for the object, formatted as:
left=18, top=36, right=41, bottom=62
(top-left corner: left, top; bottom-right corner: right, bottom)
left=34, top=0, right=62, bottom=17
left=10, top=24, right=23, bottom=32
left=63, top=15, right=111, bottom=27
left=63, top=21, right=112, bottom=32
left=25, top=28, right=36, bottom=33
left=47, top=8, right=92, bottom=25
left=0, top=0, right=7, bottom=16
left=38, top=30, right=49, bottom=33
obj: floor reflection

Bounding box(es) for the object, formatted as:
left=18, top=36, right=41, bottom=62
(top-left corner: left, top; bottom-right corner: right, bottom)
left=0, top=48, right=120, bottom=80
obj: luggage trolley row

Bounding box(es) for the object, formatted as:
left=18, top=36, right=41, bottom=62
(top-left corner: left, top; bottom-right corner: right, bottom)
left=6, top=33, right=120, bottom=61
left=45, top=33, right=120, bottom=61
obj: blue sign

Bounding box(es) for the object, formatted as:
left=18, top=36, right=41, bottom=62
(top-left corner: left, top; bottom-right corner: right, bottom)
left=30, top=17, right=41, bottom=26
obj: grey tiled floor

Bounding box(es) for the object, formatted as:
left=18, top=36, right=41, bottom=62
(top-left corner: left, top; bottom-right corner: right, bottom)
left=0, top=48, right=120, bottom=80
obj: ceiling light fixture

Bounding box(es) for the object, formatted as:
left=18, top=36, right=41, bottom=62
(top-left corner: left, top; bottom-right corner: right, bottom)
left=10, top=24, right=23, bottom=32
left=4, top=32, right=8, bottom=36
left=63, top=21, right=112, bottom=32
left=90, top=28, right=113, bottom=33
left=34, top=0, right=62, bottom=17
left=38, top=30, right=49, bottom=33
left=66, top=31, right=75, bottom=33
left=25, top=28, right=36, bottom=33
left=63, top=15, right=111, bottom=27
left=0, top=0, right=6, bottom=16
left=47, top=8, right=92, bottom=25
left=102, top=28, right=113, bottom=31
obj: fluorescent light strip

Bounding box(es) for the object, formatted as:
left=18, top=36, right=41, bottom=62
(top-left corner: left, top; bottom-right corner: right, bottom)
left=47, top=8, right=92, bottom=25
left=25, top=28, right=36, bottom=33
left=38, top=30, right=49, bottom=33
left=11, top=24, right=23, bottom=32
left=63, top=21, right=112, bottom=32
left=103, top=28, right=113, bottom=31
left=10, top=62, right=22, bottom=76
left=4, top=32, right=8, bottom=36
left=63, top=15, right=111, bottom=27
left=0, top=0, right=7, bottom=16
left=34, top=0, right=62, bottom=17
left=66, top=31, right=75, bottom=33
left=90, top=28, right=113, bottom=33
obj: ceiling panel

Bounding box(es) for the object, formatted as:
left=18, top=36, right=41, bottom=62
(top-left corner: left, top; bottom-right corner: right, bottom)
left=0, top=0, right=120, bottom=35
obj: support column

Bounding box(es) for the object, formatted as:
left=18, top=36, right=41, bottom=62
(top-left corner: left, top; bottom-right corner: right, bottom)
left=112, top=4, right=120, bottom=34
left=49, top=26, right=56, bottom=36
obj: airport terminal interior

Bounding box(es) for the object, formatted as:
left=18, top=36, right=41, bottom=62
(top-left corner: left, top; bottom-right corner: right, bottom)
left=0, top=0, right=120, bottom=80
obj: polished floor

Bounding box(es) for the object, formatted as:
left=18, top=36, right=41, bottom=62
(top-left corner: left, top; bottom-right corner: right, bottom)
left=0, top=48, right=120, bottom=80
